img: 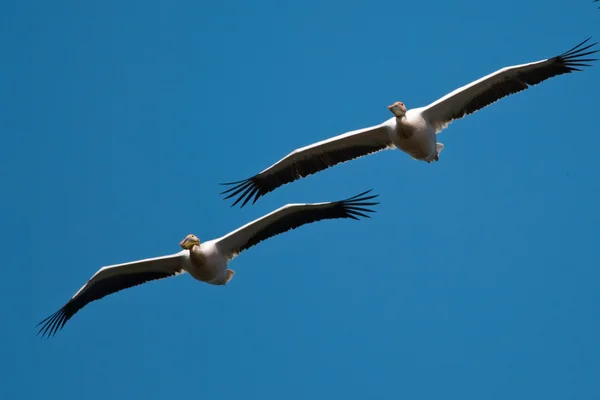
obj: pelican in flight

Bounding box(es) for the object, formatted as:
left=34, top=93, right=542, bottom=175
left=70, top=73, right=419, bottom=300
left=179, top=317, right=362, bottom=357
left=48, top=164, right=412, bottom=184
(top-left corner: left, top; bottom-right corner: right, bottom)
left=37, top=190, right=378, bottom=338
left=221, top=38, right=598, bottom=208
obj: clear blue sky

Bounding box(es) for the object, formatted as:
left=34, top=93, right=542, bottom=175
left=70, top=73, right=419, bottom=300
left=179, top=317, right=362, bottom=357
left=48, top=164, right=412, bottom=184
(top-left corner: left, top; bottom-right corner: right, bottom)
left=3, top=0, right=599, bottom=399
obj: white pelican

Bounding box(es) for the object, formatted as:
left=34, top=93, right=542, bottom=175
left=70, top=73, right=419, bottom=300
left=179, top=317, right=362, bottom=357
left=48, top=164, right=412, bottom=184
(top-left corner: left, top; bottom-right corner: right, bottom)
left=221, top=38, right=597, bottom=208
left=37, top=190, right=378, bottom=338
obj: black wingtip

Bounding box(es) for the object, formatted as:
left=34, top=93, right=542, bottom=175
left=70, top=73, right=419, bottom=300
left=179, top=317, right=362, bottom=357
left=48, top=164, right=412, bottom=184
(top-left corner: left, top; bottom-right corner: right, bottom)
left=219, top=178, right=250, bottom=186
left=555, top=38, right=599, bottom=73
left=218, top=177, right=263, bottom=208
left=36, top=309, right=66, bottom=339
left=342, top=189, right=375, bottom=201
left=560, top=37, right=598, bottom=59
left=338, top=190, right=380, bottom=220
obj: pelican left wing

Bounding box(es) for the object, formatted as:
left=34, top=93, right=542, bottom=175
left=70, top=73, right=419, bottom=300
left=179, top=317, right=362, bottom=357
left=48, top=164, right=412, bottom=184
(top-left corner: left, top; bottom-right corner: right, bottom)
left=214, top=190, right=379, bottom=260
left=36, top=251, right=187, bottom=338
left=220, top=124, right=393, bottom=208
left=421, top=38, right=598, bottom=133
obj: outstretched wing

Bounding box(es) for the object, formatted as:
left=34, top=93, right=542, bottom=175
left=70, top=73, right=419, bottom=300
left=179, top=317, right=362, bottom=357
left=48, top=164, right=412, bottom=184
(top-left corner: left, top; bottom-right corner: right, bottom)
left=36, top=251, right=187, bottom=338
left=220, top=124, right=393, bottom=207
left=421, top=38, right=598, bottom=133
left=215, top=190, right=379, bottom=260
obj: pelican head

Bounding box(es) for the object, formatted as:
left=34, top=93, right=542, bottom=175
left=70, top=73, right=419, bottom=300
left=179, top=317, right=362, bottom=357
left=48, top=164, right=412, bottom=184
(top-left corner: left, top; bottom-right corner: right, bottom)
left=179, top=234, right=200, bottom=250
left=388, top=101, right=407, bottom=118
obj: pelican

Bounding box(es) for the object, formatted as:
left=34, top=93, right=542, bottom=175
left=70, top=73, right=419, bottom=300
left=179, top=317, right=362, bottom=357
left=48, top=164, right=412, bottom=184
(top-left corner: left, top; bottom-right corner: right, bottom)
left=221, top=38, right=598, bottom=208
left=37, top=190, right=378, bottom=338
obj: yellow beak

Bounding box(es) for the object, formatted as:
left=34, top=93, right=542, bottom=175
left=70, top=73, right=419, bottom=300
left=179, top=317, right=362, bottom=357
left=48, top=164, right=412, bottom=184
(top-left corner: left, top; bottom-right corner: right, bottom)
left=179, top=236, right=199, bottom=250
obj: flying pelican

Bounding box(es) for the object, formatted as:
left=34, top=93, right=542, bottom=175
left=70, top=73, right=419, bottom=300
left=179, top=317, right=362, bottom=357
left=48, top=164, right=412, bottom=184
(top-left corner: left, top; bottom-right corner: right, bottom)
left=221, top=38, right=598, bottom=208
left=37, top=190, right=378, bottom=338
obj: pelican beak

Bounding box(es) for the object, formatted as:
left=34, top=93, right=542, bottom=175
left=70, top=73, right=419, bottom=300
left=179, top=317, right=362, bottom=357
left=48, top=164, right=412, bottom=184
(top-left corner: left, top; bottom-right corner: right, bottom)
left=179, top=235, right=199, bottom=250
left=388, top=102, right=406, bottom=117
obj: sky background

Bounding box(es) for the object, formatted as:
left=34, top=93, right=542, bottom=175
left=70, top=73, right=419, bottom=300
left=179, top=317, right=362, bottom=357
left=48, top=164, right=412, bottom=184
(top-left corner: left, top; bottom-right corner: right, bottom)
left=2, top=0, right=599, bottom=399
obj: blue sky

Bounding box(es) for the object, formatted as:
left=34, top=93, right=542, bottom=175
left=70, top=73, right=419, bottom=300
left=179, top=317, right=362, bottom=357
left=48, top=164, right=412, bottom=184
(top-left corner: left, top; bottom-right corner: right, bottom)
left=3, top=0, right=600, bottom=398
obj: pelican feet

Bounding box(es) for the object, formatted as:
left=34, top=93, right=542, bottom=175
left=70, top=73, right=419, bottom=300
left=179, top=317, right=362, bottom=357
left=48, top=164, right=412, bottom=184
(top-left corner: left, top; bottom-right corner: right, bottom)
left=426, top=142, right=444, bottom=163
left=425, top=154, right=440, bottom=163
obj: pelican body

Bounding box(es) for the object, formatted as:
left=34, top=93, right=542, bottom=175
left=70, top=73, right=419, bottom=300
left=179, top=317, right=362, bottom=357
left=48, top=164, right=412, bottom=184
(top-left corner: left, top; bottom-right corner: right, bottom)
left=388, top=102, right=440, bottom=162
left=178, top=236, right=233, bottom=285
